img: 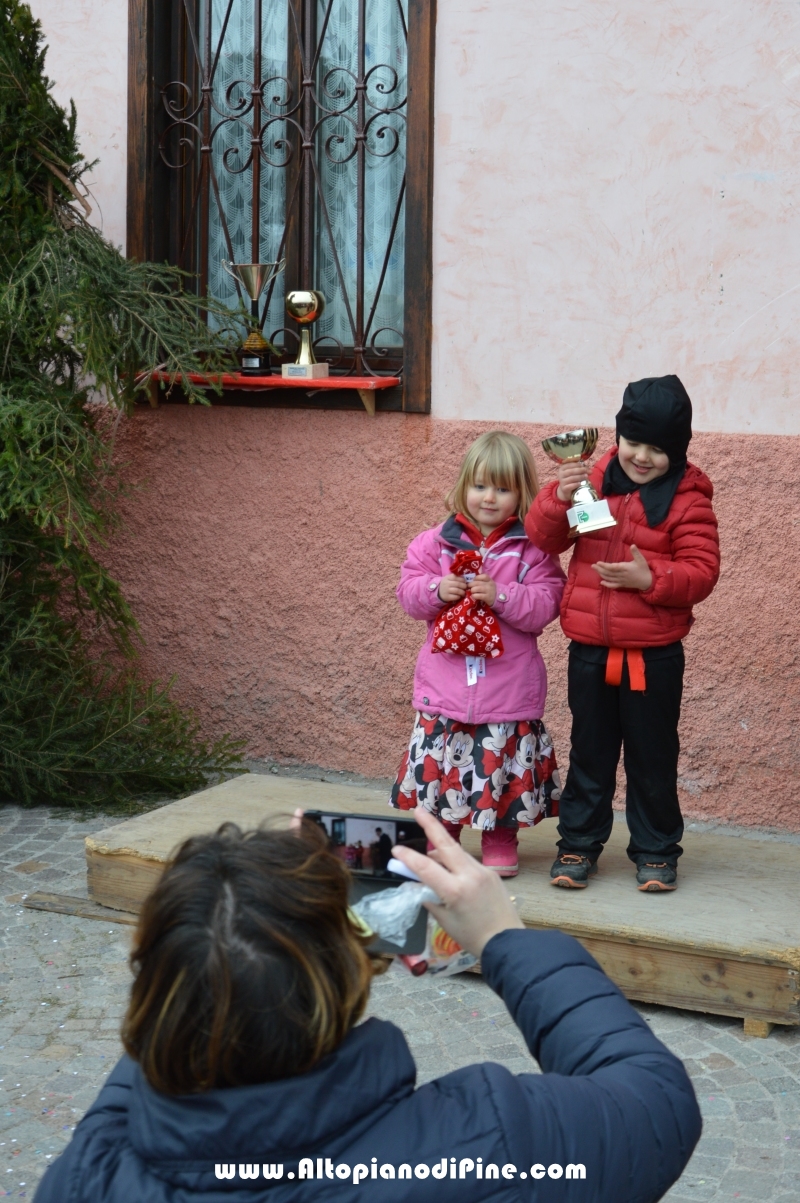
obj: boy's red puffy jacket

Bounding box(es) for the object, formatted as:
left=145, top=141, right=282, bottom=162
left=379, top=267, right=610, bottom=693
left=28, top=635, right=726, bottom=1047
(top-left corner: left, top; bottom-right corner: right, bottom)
left=524, top=448, right=720, bottom=648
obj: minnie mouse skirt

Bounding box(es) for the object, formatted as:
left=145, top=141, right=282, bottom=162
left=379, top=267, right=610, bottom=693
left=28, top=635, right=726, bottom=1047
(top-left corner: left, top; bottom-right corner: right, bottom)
left=389, top=713, right=560, bottom=831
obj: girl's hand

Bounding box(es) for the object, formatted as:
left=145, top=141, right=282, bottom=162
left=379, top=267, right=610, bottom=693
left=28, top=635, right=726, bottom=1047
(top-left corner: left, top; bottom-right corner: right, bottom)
left=592, top=545, right=653, bottom=591
left=391, top=808, right=524, bottom=957
left=469, top=573, right=497, bottom=606
left=437, top=574, right=467, bottom=603
left=556, top=461, right=589, bottom=502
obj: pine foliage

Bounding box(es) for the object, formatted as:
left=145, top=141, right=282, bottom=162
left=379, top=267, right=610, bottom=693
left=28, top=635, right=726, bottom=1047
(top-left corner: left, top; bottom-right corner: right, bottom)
left=0, top=0, right=245, bottom=808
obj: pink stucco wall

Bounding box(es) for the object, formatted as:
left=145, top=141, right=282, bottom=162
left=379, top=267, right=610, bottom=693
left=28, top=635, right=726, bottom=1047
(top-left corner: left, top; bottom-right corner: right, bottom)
left=107, top=407, right=800, bottom=830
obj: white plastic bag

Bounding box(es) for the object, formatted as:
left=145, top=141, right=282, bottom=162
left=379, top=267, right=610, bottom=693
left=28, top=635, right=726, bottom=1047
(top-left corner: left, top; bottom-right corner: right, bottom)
left=351, top=881, right=440, bottom=947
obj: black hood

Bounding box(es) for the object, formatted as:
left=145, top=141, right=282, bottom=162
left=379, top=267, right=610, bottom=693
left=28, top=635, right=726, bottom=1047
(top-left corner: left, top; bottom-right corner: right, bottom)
left=604, top=375, right=694, bottom=526
left=615, top=375, right=692, bottom=465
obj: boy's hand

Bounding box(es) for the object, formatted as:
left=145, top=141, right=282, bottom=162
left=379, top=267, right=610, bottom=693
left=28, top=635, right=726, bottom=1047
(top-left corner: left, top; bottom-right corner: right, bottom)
left=437, top=574, right=467, bottom=603
left=555, top=461, right=590, bottom=502
left=469, top=573, right=497, bottom=606
left=592, top=545, right=653, bottom=591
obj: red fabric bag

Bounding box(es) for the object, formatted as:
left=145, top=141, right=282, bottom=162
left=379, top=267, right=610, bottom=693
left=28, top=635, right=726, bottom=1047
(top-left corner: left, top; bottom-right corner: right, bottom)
left=431, top=548, right=504, bottom=659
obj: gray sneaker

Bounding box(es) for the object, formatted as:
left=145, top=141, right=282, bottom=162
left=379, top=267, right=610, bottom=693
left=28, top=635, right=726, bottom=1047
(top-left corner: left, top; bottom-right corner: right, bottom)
left=636, top=862, right=677, bottom=892
left=550, top=852, right=598, bottom=889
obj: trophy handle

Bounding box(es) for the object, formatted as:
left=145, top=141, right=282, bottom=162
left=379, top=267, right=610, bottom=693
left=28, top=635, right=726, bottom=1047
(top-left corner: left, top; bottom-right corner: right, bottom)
left=221, top=260, right=237, bottom=281
left=265, top=258, right=286, bottom=286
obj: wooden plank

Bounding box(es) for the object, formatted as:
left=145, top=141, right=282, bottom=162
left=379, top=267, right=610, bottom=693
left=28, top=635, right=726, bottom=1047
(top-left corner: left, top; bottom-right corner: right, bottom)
left=463, top=946, right=798, bottom=1032
left=743, top=1018, right=774, bottom=1038
left=357, top=389, right=376, bottom=416
left=127, top=0, right=171, bottom=262
left=126, top=0, right=149, bottom=261
left=402, top=0, right=436, bottom=414
left=15, top=891, right=138, bottom=926
left=150, top=372, right=400, bottom=391
left=86, top=849, right=165, bottom=914
left=84, top=775, right=800, bottom=1026
left=144, top=385, right=404, bottom=411
left=568, top=933, right=798, bottom=1025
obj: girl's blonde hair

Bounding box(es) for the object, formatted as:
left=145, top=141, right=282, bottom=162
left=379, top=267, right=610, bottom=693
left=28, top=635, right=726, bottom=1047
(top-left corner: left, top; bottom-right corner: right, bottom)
left=446, top=431, right=540, bottom=521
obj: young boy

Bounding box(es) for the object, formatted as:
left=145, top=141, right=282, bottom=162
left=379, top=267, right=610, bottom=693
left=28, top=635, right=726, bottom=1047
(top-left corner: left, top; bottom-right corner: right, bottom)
left=525, top=376, right=720, bottom=891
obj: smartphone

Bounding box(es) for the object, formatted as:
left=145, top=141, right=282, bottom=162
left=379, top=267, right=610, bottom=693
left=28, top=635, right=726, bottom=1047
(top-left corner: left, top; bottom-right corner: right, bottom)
left=304, top=810, right=428, bottom=955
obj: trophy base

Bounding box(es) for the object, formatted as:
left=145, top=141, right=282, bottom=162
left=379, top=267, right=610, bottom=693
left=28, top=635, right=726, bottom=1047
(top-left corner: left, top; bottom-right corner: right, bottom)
left=282, top=362, right=329, bottom=379
left=239, top=357, right=271, bottom=376
left=238, top=335, right=272, bottom=375
left=567, top=498, right=617, bottom=537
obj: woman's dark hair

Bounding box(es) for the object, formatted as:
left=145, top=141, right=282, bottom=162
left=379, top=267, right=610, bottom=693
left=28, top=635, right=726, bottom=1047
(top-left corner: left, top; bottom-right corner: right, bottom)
left=121, top=819, right=382, bottom=1094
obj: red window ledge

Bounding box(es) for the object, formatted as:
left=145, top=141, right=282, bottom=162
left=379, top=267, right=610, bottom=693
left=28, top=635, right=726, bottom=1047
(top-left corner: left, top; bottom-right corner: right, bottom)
left=147, top=371, right=401, bottom=416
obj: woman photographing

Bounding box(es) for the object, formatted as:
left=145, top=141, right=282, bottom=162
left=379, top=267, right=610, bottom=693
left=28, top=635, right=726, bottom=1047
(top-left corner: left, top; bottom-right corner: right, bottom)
left=34, top=807, right=700, bottom=1201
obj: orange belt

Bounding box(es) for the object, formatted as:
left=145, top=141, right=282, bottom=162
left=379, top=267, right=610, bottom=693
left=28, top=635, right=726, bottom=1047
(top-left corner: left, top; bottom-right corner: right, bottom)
left=605, top=647, right=646, bottom=691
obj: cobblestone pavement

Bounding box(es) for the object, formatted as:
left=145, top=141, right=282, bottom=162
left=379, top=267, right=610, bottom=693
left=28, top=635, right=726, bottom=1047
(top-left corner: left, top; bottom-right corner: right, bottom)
left=1, top=801, right=799, bottom=1201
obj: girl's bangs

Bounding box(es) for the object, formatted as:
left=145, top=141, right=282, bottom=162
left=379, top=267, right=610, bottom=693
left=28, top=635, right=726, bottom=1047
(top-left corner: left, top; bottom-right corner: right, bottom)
left=469, top=447, right=520, bottom=492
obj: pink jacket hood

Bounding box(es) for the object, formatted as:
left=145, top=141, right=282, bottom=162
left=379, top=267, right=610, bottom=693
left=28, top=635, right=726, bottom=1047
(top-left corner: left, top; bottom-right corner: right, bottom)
left=396, top=516, right=566, bottom=724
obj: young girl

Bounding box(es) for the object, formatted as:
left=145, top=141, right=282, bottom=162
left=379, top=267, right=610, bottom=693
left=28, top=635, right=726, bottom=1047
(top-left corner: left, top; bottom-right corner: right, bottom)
left=390, top=431, right=566, bottom=877
left=525, top=375, right=720, bottom=892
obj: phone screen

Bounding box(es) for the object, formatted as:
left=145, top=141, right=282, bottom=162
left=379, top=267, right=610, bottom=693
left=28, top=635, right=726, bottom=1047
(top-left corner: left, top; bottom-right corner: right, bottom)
left=304, top=810, right=428, bottom=955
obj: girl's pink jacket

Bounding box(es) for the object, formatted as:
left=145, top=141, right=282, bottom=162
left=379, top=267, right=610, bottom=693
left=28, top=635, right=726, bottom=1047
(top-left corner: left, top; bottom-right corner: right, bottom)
left=397, top=515, right=566, bottom=724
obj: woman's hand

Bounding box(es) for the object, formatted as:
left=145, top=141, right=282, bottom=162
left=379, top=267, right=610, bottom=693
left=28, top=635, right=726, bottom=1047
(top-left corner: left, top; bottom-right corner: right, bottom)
left=390, top=809, right=524, bottom=957
left=469, top=573, right=497, bottom=606
left=592, top=544, right=653, bottom=591
left=437, top=574, right=468, bottom=603
left=555, top=461, right=589, bottom=503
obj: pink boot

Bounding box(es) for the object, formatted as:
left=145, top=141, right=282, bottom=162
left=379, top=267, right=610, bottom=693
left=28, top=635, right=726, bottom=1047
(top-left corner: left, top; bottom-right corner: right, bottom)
left=427, top=821, right=463, bottom=852
left=481, top=827, right=519, bottom=877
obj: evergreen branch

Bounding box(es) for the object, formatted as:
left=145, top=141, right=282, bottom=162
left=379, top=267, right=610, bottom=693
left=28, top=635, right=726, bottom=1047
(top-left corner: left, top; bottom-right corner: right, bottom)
left=0, top=0, right=247, bottom=807
left=32, top=150, right=91, bottom=215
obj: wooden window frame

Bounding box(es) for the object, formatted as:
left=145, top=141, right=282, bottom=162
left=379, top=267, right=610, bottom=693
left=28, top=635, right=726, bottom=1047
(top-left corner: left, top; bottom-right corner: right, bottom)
left=126, top=0, right=435, bottom=413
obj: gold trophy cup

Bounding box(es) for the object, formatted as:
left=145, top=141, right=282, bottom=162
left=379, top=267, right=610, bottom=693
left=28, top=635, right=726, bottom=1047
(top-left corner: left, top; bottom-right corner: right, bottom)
left=222, top=260, right=285, bottom=375
left=541, top=428, right=617, bottom=537
left=282, top=290, right=329, bottom=379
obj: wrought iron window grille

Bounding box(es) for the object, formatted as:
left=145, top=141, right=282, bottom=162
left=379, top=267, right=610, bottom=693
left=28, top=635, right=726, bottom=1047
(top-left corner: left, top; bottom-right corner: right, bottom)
left=159, top=0, right=408, bottom=379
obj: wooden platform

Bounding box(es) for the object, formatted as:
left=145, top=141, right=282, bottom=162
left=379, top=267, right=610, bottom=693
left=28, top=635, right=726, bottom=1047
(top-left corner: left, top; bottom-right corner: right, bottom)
left=85, top=775, right=800, bottom=1034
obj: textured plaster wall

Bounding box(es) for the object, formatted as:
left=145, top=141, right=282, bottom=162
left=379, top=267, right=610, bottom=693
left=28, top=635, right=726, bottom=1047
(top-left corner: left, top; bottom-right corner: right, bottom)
left=30, top=0, right=128, bottom=250
left=432, top=0, right=800, bottom=433
left=107, top=409, right=800, bottom=830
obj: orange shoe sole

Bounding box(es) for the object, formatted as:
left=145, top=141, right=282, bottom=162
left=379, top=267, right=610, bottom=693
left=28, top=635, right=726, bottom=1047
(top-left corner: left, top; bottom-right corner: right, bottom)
left=637, top=879, right=677, bottom=892
left=550, top=874, right=589, bottom=889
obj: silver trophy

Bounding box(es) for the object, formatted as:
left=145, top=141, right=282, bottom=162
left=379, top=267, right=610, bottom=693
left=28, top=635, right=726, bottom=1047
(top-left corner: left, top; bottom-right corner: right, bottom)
left=541, top=428, right=616, bottom=537
left=222, top=260, right=285, bottom=375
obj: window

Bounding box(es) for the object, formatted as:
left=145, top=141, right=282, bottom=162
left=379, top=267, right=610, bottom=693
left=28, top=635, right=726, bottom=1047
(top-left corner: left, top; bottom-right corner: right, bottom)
left=127, top=0, right=435, bottom=410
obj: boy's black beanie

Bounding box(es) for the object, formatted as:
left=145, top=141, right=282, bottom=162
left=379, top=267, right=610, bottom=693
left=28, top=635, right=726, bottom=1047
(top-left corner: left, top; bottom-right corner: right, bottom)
left=615, top=375, right=693, bottom=465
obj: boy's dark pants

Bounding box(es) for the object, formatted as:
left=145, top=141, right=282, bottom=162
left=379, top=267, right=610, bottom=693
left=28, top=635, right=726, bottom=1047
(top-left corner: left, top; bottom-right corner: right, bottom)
left=557, top=641, right=685, bottom=866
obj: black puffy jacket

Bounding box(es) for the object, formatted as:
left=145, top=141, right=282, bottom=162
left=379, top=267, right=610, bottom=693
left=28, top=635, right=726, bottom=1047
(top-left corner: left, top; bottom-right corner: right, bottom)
left=33, top=930, right=701, bottom=1202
